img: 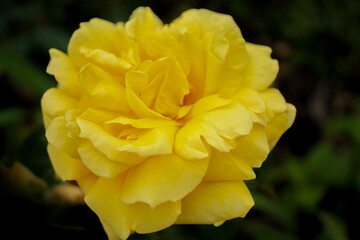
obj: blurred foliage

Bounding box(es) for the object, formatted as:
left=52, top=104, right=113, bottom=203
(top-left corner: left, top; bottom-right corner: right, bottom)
left=0, top=0, right=359, bottom=239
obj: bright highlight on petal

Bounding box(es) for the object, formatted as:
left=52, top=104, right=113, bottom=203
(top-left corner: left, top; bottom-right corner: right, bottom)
left=42, top=6, right=296, bottom=240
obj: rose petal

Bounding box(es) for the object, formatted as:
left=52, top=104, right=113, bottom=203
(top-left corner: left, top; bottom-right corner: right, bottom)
left=234, top=88, right=265, bottom=113
left=46, top=49, right=81, bottom=97
left=204, top=150, right=255, bottom=181
left=46, top=116, right=79, bottom=158
left=176, top=181, right=254, bottom=225
left=266, top=103, right=296, bottom=149
left=79, top=63, right=130, bottom=112
left=47, top=144, right=90, bottom=181
left=77, top=118, right=143, bottom=165
left=120, top=154, right=208, bottom=208
left=78, top=140, right=130, bottom=179
left=243, top=43, right=279, bottom=91
left=260, top=88, right=288, bottom=121
left=232, top=125, right=270, bottom=168
left=85, top=176, right=181, bottom=239
left=68, top=18, right=122, bottom=68
left=41, top=88, right=78, bottom=118
left=175, top=102, right=253, bottom=159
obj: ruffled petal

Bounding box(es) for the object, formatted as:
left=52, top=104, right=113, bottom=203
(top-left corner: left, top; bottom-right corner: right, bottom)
left=234, top=88, right=265, bottom=113
left=171, top=9, right=241, bottom=38
left=105, top=116, right=180, bottom=129
left=41, top=88, right=78, bottom=118
left=243, top=43, right=279, bottom=91
left=47, top=144, right=90, bottom=181
left=266, top=103, right=296, bottom=149
left=77, top=118, right=143, bottom=165
left=120, top=154, right=208, bottom=208
left=85, top=176, right=181, bottom=239
left=176, top=181, right=254, bottom=225
left=116, top=126, right=177, bottom=157
left=68, top=18, right=122, bottom=68
left=260, top=88, right=288, bottom=121
left=232, top=125, right=270, bottom=168
left=78, top=140, right=130, bottom=179
left=46, top=116, right=79, bottom=158
left=204, top=150, right=255, bottom=181
left=125, top=71, right=166, bottom=119
left=79, top=63, right=130, bottom=112
left=146, top=57, right=190, bottom=118
left=175, top=102, right=253, bottom=159
left=46, top=49, right=81, bottom=97
left=79, top=47, right=132, bottom=75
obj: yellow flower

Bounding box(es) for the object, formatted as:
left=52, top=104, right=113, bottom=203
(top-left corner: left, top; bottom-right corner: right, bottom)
left=42, top=7, right=295, bottom=240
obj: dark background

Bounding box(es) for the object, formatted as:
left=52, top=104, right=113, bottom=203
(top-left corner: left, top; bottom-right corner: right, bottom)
left=1, top=0, right=360, bottom=239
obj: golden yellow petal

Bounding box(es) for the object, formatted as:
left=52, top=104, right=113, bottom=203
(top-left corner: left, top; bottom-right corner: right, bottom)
left=78, top=140, right=130, bottom=179
left=204, top=150, right=255, bottom=181
left=68, top=18, right=121, bottom=68
left=176, top=181, right=254, bottom=224
left=79, top=47, right=132, bottom=75
left=234, top=88, right=265, bottom=113
left=46, top=49, right=81, bottom=97
left=76, top=118, right=143, bottom=165
left=232, top=125, right=270, bottom=168
left=171, top=9, right=242, bottom=38
left=41, top=88, right=78, bottom=118
left=85, top=176, right=181, bottom=239
left=79, top=63, right=130, bottom=112
left=266, top=103, right=296, bottom=149
left=120, top=154, right=208, bottom=208
left=125, top=71, right=166, bottom=119
left=46, top=116, right=79, bottom=158
left=175, top=102, right=253, bottom=159
left=47, top=144, right=90, bottom=181
left=243, top=43, right=279, bottom=91
left=260, top=88, right=288, bottom=121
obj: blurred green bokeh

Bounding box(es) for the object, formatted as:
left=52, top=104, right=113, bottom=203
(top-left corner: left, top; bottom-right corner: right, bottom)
left=1, top=0, right=359, bottom=239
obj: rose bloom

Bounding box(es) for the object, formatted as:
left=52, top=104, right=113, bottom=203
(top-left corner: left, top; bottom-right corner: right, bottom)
left=42, top=7, right=295, bottom=240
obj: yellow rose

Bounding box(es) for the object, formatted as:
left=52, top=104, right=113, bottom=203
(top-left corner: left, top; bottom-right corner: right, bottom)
left=42, top=7, right=295, bottom=240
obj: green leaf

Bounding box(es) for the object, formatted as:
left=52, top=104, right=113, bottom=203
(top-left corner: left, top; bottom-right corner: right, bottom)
left=319, top=212, right=348, bottom=240
left=253, top=192, right=295, bottom=229
left=0, top=45, right=55, bottom=97
left=0, top=108, right=24, bottom=127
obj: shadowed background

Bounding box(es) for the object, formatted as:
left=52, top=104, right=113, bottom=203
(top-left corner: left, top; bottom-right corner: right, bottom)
left=1, top=0, right=360, bottom=239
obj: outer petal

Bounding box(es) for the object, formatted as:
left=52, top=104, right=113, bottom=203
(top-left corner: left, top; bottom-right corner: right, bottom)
left=120, top=154, right=208, bottom=208
left=79, top=47, right=132, bottom=75
left=46, top=49, right=81, bottom=97
left=204, top=150, right=255, bottom=181
left=266, top=103, right=296, bottom=149
left=234, top=88, right=265, bottom=113
left=41, top=88, right=78, bottom=118
left=260, top=88, right=288, bottom=121
left=85, top=176, right=181, bottom=240
left=47, top=144, right=90, bottom=181
left=68, top=18, right=122, bottom=68
left=175, top=102, right=252, bottom=159
left=243, top=43, right=279, bottom=91
left=78, top=140, right=130, bottom=179
left=176, top=181, right=254, bottom=225
left=46, top=116, right=79, bottom=158
left=126, top=7, right=163, bottom=38
left=232, top=125, right=270, bottom=168
left=171, top=9, right=241, bottom=38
